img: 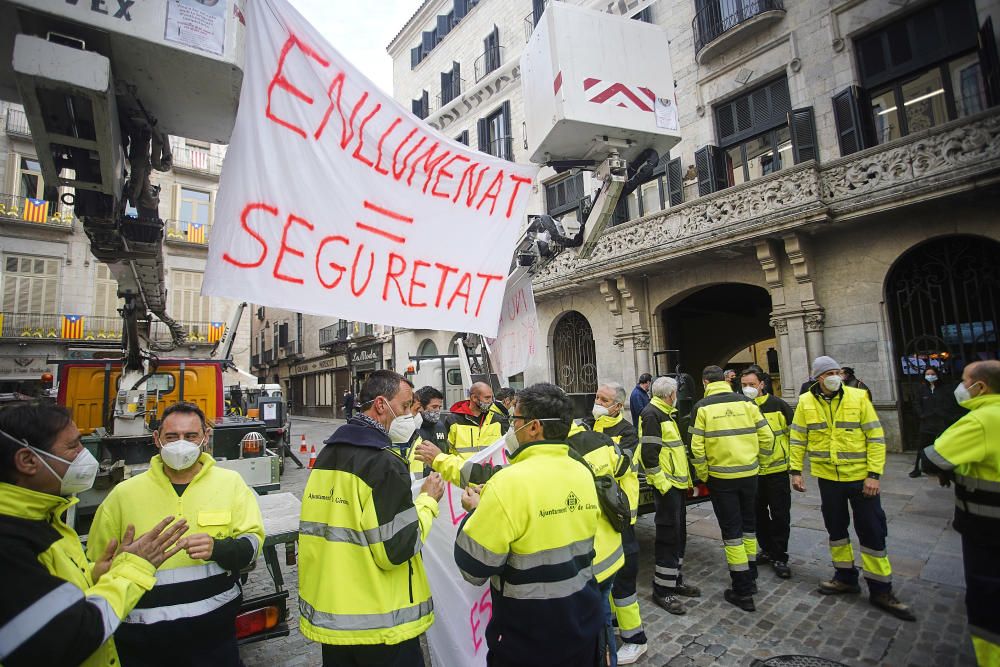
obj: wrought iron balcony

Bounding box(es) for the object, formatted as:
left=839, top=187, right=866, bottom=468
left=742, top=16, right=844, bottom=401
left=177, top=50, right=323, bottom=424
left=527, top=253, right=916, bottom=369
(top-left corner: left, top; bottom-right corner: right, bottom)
left=532, top=111, right=1000, bottom=295
left=0, top=193, right=74, bottom=230
left=475, top=46, right=505, bottom=82
left=0, top=313, right=120, bottom=341
left=169, top=143, right=224, bottom=175
left=319, top=321, right=350, bottom=348
left=693, top=0, right=785, bottom=64
left=5, top=108, right=30, bottom=138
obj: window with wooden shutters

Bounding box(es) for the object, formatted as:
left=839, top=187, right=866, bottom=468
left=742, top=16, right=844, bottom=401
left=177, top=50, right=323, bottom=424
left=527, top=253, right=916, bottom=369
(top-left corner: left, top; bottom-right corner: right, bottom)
left=412, top=91, right=429, bottom=120
left=788, top=107, right=817, bottom=163
left=666, top=157, right=684, bottom=206
left=545, top=173, right=585, bottom=217
left=94, top=263, right=123, bottom=320
left=832, top=86, right=873, bottom=156
left=483, top=26, right=501, bottom=77
left=455, top=130, right=469, bottom=146
left=411, top=46, right=422, bottom=69
left=2, top=255, right=59, bottom=314
left=169, top=270, right=210, bottom=324
left=437, top=14, right=451, bottom=41
left=694, top=145, right=725, bottom=195
left=481, top=102, right=512, bottom=160
left=715, top=77, right=791, bottom=146
left=441, top=62, right=461, bottom=105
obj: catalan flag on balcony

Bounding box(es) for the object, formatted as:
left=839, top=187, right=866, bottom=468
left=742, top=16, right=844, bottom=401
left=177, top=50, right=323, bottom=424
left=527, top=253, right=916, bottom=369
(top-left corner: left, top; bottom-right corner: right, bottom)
left=61, top=314, right=84, bottom=339
left=208, top=321, right=226, bottom=343
left=23, top=198, right=48, bottom=223
left=186, top=223, right=206, bottom=244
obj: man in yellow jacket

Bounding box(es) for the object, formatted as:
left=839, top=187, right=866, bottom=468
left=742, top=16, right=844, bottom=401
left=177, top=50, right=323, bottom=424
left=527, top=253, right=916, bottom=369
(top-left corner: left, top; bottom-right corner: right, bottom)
left=690, top=366, right=773, bottom=612
left=0, top=403, right=187, bottom=666
left=455, top=383, right=604, bottom=666
left=790, top=356, right=914, bottom=621
left=299, top=370, right=445, bottom=666
left=88, top=401, right=265, bottom=666
left=920, top=360, right=1000, bottom=666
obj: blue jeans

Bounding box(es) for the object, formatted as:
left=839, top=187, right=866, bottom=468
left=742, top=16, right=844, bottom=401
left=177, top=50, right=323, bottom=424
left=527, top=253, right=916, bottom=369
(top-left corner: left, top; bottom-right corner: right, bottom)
left=599, top=576, right=618, bottom=667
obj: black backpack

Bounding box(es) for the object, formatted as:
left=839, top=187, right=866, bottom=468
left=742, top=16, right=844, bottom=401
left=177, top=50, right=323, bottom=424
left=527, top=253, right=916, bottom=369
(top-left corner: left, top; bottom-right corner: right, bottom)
left=566, top=430, right=632, bottom=533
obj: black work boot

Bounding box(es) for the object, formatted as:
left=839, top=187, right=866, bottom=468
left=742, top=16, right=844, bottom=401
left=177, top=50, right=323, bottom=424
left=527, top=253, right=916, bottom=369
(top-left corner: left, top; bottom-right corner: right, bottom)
left=723, top=589, right=755, bottom=612
left=673, top=583, right=701, bottom=598
left=652, top=593, right=687, bottom=615
left=772, top=561, right=792, bottom=579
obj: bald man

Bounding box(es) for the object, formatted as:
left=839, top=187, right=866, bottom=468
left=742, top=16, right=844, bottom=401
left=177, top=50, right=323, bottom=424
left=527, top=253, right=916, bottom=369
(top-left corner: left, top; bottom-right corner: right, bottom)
left=420, top=382, right=509, bottom=487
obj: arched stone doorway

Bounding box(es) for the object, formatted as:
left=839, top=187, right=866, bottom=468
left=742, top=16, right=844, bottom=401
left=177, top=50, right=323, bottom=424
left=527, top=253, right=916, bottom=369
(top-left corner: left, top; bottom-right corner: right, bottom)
left=658, top=284, right=776, bottom=400
left=885, top=235, right=1000, bottom=450
left=552, top=311, right=598, bottom=405
left=417, top=338, right=439, bottom=356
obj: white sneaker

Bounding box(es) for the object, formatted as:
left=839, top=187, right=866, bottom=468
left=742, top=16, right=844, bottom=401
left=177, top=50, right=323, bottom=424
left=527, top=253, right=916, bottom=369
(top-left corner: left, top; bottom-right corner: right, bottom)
left=617, top=642, right=647, bottom=665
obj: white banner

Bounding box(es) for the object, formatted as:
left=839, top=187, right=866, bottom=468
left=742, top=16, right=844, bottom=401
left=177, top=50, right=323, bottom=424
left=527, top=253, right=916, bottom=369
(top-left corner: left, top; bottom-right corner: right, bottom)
left=203, top=0, right=538, bottom=337
left=413, top=438, right=508, bottom=667
left=485, top=268, right=539, bottom=379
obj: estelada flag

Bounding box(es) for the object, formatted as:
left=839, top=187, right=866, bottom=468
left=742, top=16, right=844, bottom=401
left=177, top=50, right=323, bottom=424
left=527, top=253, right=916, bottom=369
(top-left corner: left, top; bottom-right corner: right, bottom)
left=187, top=223, right=206, bottom=244
left=23, top=198, right=48, bottom=223
left=208, top=322, right=226, bottom=343
left=61, top=315, right=84, bottom=339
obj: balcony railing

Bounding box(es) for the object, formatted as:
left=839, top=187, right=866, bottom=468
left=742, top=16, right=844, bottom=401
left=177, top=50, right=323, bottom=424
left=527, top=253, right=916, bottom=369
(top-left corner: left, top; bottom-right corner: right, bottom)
left=0, top=313, right=122, bottom=341
left=523, top=12, right=535, bottom=42
left=437, top=78, right=466, bottom=108
left=169, top=144, right=223, bottom=175
left=281, top=340, right=303, bottom=358
left=0, top=193, right=75, bottom=229
left=164, top=219, right=211, bottom=245
left=319, top=322, right=349, bottom=348
left=475, top=46, right=505, bottom=82
left=484, top=137, right=514, bottom=162
left=693, top=0, right=785, bottom=61
left=5, top=108, right=30, bottom=137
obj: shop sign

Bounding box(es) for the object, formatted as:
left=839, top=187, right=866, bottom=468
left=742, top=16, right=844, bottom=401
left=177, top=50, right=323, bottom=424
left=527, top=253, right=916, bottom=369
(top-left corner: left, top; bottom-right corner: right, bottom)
left=350, top=345, right=382, bottom=365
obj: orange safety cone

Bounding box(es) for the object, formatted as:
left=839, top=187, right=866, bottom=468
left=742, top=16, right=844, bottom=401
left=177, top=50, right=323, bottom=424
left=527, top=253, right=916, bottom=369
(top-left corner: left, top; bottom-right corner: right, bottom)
left=299, top=434, right=308, bottom=454
left=308, top=446, right=318, bottom=469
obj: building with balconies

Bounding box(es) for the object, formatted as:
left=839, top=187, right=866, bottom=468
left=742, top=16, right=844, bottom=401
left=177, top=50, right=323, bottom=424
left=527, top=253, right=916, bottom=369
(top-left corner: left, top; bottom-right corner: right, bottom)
left=0, top=101, right=250, bottom=395
left=389, top=0, right=1000, bottom=451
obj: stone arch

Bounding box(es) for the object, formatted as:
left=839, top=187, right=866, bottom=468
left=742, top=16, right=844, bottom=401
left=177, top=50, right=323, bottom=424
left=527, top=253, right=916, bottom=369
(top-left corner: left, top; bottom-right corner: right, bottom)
left=417, top=338, right=439, bottom=356
left=550, top=311, right=599, bottom=396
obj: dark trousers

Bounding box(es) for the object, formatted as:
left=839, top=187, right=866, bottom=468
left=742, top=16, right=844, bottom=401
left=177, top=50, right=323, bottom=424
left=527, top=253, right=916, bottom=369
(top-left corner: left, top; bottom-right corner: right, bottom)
left=119, top=636, right=242, bottom=667
left=707, top=476, right=758, bottom=597
left=755, top=472, right=792, bottom=562
left=322, top=637, right=423, bottom=667
left=962, top=534, right=1000, bottom=665
left=651, top=486, right=687, bottom=596
left=913, top=431, right=937, bottom=470
left=817, top=478, right=892, bottom=594
left=488, top=637, right=601, bottom=667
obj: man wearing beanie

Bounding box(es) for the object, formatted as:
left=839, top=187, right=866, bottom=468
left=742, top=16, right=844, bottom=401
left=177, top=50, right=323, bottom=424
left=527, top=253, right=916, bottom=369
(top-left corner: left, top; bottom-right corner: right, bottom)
left=789, top=356, right=915, bottom=620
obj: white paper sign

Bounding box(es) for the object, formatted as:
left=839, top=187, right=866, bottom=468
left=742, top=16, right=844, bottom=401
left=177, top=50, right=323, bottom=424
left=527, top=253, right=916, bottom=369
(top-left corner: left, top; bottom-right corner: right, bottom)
left=485, top=268, right=539, bottom=380
left=203, top=0, right=538, bottom=337
left=262, top=402, right=277, bottom=421
left=165, top=0, right=226, bottom=56
left=654, top=96, right=679, bottom=131
left=413, top=438, right=507, bottom=667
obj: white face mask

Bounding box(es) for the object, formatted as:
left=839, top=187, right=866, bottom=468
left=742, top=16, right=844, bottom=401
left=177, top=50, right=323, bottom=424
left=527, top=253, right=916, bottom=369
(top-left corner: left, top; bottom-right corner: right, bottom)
left=742, top=386, right=760, bottom=400
left=160, top=439, right=203, bottom=471
left=822, top=375, right=843, bottom=392
left=31, top=446, right=100, bottom=496
left=412, top=412, right=423, bottom=431
left=954, top=381, right=982, bottom=406
left=592, top=403, right=610, bottom=419
left=504, top=423, right=528, bottom=455
left=383, top=401, right=417, bottom=444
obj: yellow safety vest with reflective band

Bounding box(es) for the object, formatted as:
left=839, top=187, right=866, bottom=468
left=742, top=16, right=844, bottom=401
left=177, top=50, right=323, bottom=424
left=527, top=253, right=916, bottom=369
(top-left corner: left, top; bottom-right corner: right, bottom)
left=87, top=454, right=264, bottom=648
left=0, top=483, right=157, bottom=667
left=754, top=394, right=794, bottom=475
left=789, top=386, right=886, bottom=481
left=584, top=413, right=640, bottom=524
left=299, top=422, right=438, bottom=645
left=455, top=441, right=602, bottom=665
left=638, top=396, right=691, bottom=492
left=433, top=406, right=508, bottom=486
left=924, top=393, right=1000, bottom=532
left=690, top=382, right=773, bottom=480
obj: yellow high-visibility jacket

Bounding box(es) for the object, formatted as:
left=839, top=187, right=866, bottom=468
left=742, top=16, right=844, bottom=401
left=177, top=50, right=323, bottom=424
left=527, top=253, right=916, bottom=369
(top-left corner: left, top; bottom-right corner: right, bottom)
left=639, top=396, right=691, bottom=492
left=432, top=400, right=508, bottom=486
left=790, top=385, right=886, bottom=481
left=0, top=482, right=156, bottom=666
left=690, top=381, right=773, bottom=480
left=567, top=429, right=627, bottom=582
left=582, top=413, right=640, bottom=523
left=754, top=394, right=794, bottom=475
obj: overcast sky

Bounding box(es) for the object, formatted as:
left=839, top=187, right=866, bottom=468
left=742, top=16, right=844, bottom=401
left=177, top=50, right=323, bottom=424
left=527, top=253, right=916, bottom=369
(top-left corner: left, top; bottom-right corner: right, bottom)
left=288, top=0, right=424, bottom=94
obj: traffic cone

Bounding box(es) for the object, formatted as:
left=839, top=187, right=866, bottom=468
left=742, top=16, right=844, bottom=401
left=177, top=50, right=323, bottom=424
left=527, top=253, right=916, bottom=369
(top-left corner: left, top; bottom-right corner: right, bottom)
left=299, top=434, right=308, bottom=454
left=308, top=446, right=317, bottom=469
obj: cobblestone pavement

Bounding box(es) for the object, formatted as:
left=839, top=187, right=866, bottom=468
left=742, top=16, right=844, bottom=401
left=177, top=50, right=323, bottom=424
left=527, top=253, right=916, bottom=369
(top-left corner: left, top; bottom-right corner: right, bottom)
left=240, top=417, right=975, bottom=667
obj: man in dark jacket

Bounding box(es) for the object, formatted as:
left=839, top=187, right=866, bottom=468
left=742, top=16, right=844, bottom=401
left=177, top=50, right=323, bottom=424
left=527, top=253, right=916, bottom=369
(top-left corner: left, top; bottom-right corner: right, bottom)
left=342, top=389, right=355, bottom=420
left=842, top=367, right=872, bottom=401
left=629, top=374, right=652, bottom=423
left=910, top=366, right=962, bottom=477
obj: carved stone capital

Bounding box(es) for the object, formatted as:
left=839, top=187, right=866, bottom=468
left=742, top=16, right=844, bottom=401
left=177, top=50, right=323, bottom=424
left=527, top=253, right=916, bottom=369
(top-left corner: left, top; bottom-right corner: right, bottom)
left=769, top=317, right=789, bottom=335
left=633, top=333, right=651, bottom=350
left=803, top=312, right=826, bottom=332
left=612, top=336, right=625, bottom=351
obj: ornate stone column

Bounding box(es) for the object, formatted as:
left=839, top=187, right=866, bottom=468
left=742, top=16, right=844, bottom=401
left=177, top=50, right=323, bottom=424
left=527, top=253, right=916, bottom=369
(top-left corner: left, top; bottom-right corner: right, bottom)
left=803, top=310, right=826, bottom=366
left=769, top=316, right=795, bottom=400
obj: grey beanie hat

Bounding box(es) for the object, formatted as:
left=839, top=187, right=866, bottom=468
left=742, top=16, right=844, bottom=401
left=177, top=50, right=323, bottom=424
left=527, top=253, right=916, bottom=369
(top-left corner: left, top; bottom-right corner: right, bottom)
left=811, top=355, right=840, bottom=378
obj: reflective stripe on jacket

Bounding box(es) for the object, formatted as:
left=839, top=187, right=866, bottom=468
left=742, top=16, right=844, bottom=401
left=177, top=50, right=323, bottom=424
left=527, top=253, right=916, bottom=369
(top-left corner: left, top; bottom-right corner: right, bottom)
left=0, top=483, right=156, bottom=666
left=87, top=454, right=264, bottom=650
left=299, top=420, right=438, bottom=645
left=755, top=394, right=794, bottom=475
left=582, top=413, right=640, bottom=523
left=433, top=402, right=508, bottom=486
left=454, top=441, right=602, bottom=666
left=789, top=385, right=885, bottom=481
left=923, top=394, right=1000, bottom=536
left=690, top=382, right=773, bottom=480
left=638, top=396, right=691, bottom=492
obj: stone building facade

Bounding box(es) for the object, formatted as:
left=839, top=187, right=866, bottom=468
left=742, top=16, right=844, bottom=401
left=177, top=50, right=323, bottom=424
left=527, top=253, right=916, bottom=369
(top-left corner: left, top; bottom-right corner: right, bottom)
left=0, top=101, right=250, bottom=394
left=389, top=0, right=1000, bottom=451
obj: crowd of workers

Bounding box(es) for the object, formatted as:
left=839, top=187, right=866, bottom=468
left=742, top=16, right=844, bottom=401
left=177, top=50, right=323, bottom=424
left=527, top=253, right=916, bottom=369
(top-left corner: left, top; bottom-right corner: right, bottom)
left=0, top=357, right=997, bottom=667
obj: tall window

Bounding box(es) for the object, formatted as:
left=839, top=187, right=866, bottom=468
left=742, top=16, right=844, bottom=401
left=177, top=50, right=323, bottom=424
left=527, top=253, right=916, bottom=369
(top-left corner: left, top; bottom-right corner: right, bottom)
left=169, top=270, right=210, bottom=323
left=482, top=26, right=501, bottom=79
left=179, top=188, right=211, bottom=225
left=18, top=157, right=44, bottom=200
left=3, top=255, right=59, bottom=313
left=478, top=102, right=512, bottom=161
left=552, top=311, right=597, bottom=395
left=94, top=264, right=123, bottom=320
left=441, top=62, right=461, bottom=105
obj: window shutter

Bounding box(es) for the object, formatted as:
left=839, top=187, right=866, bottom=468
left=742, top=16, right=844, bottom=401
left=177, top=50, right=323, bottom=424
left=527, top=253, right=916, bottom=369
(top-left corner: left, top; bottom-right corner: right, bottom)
left=422, top=31, right=435, bottom=52
left=831, top=86, right=875, bottom=156
left=421, top=91, right=429, bottom=118
left=412, top=99, right=422, bottom=118
left=437, top=14, right=451, bottom=40
left=441, top=71, right=451, bottom=103
left=477, top=117, right=490, bottom=152
left=501, top=101, right=512, bottom=161
left=788, top=107, right=818, bottom=164
left=411, top=46, right=421, bottom=68
left=694, top=146, right=723, bottom=196
left=457, top=130, right=469, bottom=145
left=453, top=62, right=461, bottom=96
left=454, top=0, right=467, bottom=21
left=979, top=18, right=1000, bottom=107
left=532, top=0, right=545, bottom=26
left=666, top=157, right=684, bottom=206
left=279, top=322, right=289, bottom=347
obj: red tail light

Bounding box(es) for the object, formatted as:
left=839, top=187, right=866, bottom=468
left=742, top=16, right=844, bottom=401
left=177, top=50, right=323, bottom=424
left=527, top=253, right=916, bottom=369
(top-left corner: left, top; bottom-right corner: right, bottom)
left=235, top=606, right=279, bottom=639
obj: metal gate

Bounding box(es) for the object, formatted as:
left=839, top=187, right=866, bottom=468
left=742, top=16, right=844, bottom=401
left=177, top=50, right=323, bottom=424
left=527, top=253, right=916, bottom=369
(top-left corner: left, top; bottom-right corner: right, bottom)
left=886, top=236, right=1000, bottom=449
left=553, top=311, right=598, bottom=394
